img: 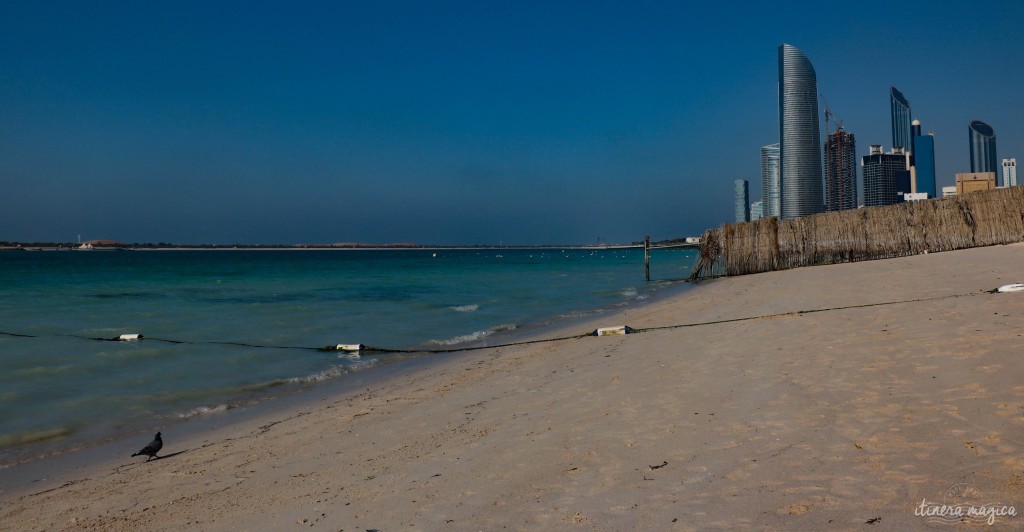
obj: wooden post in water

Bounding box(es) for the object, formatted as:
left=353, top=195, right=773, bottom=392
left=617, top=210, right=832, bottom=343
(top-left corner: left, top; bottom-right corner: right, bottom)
left=644, top=235, right=650, bottom=282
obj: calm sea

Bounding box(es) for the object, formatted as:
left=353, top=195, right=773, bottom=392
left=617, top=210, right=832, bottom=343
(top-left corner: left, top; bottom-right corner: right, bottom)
left=0, top=247, right=695, bottom=464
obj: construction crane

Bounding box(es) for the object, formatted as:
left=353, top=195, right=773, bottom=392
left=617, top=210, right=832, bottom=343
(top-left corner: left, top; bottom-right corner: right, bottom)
left=821, top=94, right=844, bottom=136
left=821, top=94, right=848, bottom=211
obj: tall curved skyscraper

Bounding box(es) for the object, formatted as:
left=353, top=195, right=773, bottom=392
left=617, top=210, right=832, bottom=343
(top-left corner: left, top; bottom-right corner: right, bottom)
left=778, top=44, right=823, bottom=219
left=890, top=87, right=912, bottom=151
left=969, top=120, right=998, bottom=183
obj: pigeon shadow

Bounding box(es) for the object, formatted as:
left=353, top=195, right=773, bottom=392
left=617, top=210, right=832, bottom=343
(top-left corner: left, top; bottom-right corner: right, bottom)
left=150, top=450, right=189, bottom=461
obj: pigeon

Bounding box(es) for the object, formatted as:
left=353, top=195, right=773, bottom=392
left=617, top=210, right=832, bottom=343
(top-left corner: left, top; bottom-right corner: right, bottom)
left=131, top=432, right=163, bottom=461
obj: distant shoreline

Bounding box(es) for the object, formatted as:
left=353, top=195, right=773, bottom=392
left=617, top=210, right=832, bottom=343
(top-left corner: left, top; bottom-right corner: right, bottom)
left=0, top=243, right=693, bottom=252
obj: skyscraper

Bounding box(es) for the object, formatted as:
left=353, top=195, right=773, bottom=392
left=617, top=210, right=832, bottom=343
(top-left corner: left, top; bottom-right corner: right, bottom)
left=862, top=145, right=906, bottom=207
left=969, top=120, right=998, bottom=183
left=760, top=143, right=781, bottom=218
left=734, top=179, right=750, bottom=223
left=778, top=44, right=823, bottom=219
left=750, top=200, right=763, bottom=221
left=824, top=130, right=857, bottom=211
left=890, top=87, right=912, bottom=153
left=1004, top=158, right=1018, bottom=187
left=913, top=120, right=937, bottom=198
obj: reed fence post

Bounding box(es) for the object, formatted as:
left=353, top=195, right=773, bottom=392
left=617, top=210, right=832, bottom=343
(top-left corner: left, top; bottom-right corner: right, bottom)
left=644, top=235, right=650, bottom=282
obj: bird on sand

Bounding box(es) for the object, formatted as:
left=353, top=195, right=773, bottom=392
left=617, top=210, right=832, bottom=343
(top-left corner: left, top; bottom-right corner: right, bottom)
left=131, top=432, right=163, bottom=461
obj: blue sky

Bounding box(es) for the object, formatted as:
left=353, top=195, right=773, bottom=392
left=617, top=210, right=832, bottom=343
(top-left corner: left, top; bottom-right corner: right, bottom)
left=2, top=1, right=1022, bottom=245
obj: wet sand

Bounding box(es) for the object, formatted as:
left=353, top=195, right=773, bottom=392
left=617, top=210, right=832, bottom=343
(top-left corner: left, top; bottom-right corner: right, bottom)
left=3, top=243, right=1024, bottom=530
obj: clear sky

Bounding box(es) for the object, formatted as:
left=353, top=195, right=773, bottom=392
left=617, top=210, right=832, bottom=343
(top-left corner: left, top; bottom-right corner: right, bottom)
left=2, top=1, right=1022, bottom=245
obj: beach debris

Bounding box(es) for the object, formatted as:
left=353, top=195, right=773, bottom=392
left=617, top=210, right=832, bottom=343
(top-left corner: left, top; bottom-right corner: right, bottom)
left=649, top=461, right=668, bottom=470
left=594, top=325, right=633, bottom=336
left=866, top=517, right=882, bottom=524
left=116, top=333, right=143, bottom=341
left=995, top=283, right=1024, bottom=293
left=131, top=431, right=163, bottom=461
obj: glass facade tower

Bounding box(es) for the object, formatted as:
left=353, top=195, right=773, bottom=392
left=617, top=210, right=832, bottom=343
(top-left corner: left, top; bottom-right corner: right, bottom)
left=969, top=120, right=998, bottom=184
left=778, top=44, right=823, bottom=219
left=914, top=133, right=937, bottom=198
left=890, top=87, right=912, bottom=152
left=734, top=179, right=750, bottom=223
left=862, top=146, right=906, bottom=207
left=824, top=130, right=857, bottom=211
left=760, top=143, right=781, bottom=218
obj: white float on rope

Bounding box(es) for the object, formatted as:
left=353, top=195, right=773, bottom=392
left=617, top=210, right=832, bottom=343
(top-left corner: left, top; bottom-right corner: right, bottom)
left=996, top=284, right=1024, bottom=293
left=594, top=326, right=633, bottom=336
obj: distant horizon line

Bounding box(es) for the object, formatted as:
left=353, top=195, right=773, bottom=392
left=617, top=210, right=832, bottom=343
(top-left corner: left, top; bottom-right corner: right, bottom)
left=0, top=241, right=667, bottom=251
left=2, top=236, right=700, bottom=249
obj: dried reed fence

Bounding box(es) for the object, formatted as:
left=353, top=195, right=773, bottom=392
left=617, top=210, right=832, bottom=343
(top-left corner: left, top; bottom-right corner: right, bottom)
left=689, top=186, right=1024, bottom=280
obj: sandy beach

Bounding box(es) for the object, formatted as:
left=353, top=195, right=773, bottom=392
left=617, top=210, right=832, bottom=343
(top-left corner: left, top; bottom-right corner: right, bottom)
left=3, top=243, right=1024, bottom=530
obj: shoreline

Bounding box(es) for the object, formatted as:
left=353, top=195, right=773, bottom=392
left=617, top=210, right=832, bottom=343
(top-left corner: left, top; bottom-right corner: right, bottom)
left=0, top=274, right=693, bottom=479
left=0, top=247, right=694, bottom=469
left=0, top=273, right=692, bottom=470
left=4, top=243, right=1024, bottom=528
left=0, top=283, right=679, bottom=502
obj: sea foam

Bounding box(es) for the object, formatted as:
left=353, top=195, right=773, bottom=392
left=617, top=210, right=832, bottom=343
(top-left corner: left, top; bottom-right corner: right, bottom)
left=426, top=323, right=518, bottom=346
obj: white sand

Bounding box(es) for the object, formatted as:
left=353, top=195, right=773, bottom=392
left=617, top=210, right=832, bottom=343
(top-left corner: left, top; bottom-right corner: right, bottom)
left=3, top=244, right=1024, bottom=530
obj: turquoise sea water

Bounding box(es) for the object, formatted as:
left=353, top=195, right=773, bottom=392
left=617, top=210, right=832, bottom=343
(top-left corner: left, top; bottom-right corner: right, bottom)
left=0, top=248, right=695, bottom=464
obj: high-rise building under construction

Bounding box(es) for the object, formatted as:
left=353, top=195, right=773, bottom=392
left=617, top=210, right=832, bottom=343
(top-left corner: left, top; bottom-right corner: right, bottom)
left=824, top=130, right=857, bottom=211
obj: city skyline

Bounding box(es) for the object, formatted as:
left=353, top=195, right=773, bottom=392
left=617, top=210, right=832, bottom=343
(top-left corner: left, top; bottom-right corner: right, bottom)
left=3, top=2, right=1024, bottom=244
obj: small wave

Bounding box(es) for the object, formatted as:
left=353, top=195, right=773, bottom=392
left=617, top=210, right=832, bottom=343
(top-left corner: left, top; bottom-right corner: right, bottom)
left=0, top=427, right=73, bottom=449
left=426, top=323, right=518, bottom=346
left=286, top=360, right=378, bottom=385
left=177, top=404, right=231, bottom=419
left=621, top=287, right=638, bottom=298
left=449, top=304, right=479, bottom=312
